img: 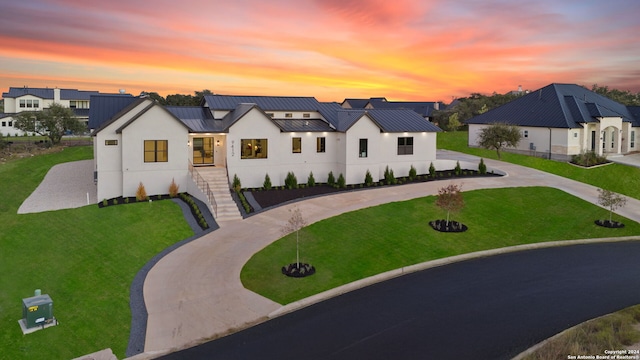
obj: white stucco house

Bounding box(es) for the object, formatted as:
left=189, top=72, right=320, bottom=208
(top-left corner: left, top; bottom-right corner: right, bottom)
left=466, top=83, right=640, bottom=160
left=1, top=86, right=122, bottom=136
left=91, top=94, right=442, bottom=218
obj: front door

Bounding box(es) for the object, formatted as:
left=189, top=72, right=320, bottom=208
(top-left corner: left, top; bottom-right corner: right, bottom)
left=193, top=138, right=214, bottom=165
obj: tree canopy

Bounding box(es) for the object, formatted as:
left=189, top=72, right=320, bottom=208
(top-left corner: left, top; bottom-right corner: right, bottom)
left=591, top=84, right=640, bottom=106
left=477, top=123, right=522, bottom=159
left=141, top=89, right=214, bottom=106
left=13, top=103, right=85, bottom=144
left=435, top=183, right=465, bottom=225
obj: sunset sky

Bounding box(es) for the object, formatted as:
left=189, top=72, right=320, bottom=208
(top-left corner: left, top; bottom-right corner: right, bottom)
left=1, top=0, right=639, bottom=102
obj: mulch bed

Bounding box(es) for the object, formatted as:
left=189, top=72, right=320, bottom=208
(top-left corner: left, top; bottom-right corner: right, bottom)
left=594, top=219, right=625, bottom=228
left=248, top=170, right=501, bottom=210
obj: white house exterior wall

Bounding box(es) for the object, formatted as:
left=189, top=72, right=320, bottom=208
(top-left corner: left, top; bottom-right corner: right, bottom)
left=344, top=116, right=382, bottom=184
left=225, top=109, right=283, bottom=188
left=120, top=106, right=189, bottom=198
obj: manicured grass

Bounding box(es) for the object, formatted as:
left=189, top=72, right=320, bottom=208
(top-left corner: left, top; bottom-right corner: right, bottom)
left=242, top=187, right=640, bottom=305
left=0, top=146, right=193, bottom=359
left=437, top=131, right=640, bottom=200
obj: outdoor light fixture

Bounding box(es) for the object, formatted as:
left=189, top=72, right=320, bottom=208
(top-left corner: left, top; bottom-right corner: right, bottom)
left=216, top=140, right=220, bottom=146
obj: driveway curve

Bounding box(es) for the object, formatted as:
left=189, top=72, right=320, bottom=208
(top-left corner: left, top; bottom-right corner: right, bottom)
left=157, top=240, right=640, bottom=360
left=139, top=151, right=640, bottom=356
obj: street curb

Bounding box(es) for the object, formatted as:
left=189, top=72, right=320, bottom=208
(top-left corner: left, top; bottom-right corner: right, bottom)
left=268, top=236, right=640, bottom=319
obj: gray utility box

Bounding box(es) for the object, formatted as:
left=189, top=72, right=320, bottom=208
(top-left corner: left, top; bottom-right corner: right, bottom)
left=22, top=294, right=54, bottom=329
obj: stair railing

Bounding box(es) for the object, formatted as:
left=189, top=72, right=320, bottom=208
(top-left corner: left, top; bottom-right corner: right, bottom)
left=188, top=160, right=218, bottom=218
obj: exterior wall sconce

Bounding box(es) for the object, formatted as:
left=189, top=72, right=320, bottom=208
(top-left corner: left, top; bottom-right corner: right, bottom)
left=216, top=140, right=221, bottom=147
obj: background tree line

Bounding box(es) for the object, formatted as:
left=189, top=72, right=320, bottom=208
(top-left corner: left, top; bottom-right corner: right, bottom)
left=142, top=89, right=214, bottom=106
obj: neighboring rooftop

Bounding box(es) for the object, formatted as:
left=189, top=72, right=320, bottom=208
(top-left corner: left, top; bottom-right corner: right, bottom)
left=466, top=83, right=640, bottom=128
left=2, top=87, right=100, bottom=100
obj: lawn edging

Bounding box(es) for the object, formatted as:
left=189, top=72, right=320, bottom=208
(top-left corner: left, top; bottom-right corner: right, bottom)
left=268, top=236, right=640, bottom=319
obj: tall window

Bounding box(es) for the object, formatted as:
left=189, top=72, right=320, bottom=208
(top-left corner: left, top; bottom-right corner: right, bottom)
left=144, top=140, right=168, bottom=162
left=241, top=139, right=268, bottom=159
left=316, top=137, right=326, bottom=153
left=292, top=137, right=302, bottom=153
left=397, top=137, right=414, bottom=155
left=19, top=99, right=38, bottom=108
left=631, top=131, right=635, bottom=148
left=359, top=138, right=368, bottom=158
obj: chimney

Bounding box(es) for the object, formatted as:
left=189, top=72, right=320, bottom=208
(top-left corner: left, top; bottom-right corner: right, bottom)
left=517, top=85, right=523, bottom=93
left=54, top=88, right=61, bottom=103
left=433, top=102, right=439, bottom=111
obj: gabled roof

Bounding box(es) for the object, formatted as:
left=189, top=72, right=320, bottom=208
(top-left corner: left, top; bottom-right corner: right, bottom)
left=341, top=98, right=371, bottom=109
left=88, top=94, right=137, bottom=129
left=166, top=106, right=219, bottom=133
left=2, top=87, right=100, bottom=100
left=335, top=109, right=442, bottom=133
left=203, top=95, right=320, bottom=111
left=466, top=83, right=640, bottom=128
left=91, top=98, right=147, bottom=135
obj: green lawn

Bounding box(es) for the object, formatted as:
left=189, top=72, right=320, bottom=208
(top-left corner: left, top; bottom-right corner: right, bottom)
left=0, top=147, right=193, bottom=359
left=242, top=187, right=640, bottom=305
left=437, top=131, right=640, bottom=200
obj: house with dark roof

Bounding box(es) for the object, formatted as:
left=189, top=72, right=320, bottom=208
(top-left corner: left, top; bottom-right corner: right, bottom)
left=1, top=86, right=125, bottom=136
left=92, top=94, right=441, bottom=220
left=466, top=83, right=640, bottom=160
left=341, top=97, right=445, bottom=122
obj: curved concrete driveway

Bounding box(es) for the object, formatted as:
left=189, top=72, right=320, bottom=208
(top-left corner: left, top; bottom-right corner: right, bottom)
left=140, top=151, right=640, bottom=356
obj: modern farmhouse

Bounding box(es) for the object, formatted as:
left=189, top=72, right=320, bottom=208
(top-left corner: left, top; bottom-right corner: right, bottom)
left=91, top=94, right=441, bottom=219
left=466, top=83, right=640, bottom=160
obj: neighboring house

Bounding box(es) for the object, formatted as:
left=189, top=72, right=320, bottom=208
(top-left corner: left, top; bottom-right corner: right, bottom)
left=0, top=86, right=124, bottom=136
left=466, top=83, right=640, bottom=160
left=91, top=94, right=441, bottom=210
left=341, top=97, right=445, bottom=122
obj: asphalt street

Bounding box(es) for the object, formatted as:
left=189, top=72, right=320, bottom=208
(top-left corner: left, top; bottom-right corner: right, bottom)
left=160, top=241, right=640, bottom=360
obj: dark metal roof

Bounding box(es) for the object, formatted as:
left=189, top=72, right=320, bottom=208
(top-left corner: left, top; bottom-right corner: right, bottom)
left=166, top=106, right=221, bottom=133
left=367, top=99, right=444, bottom=117
left=2, top=87, right=100, bottom=100
left=203, top=95, right=320, bottom=111
left=272, top=119, right=335, bottom=132
left=335, top=109, right=441, bottom=133
left=341, top=99, right=370, bottom=109
left=89, top=95, right=138, bottom=131
left=466, top=83, right=638, bottom=128
left=627, top=106, right=640, bottom=126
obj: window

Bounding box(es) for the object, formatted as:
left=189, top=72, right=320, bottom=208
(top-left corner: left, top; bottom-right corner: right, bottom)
left=19, top=99, right=26, bottom=108
left=144, top=140, right=168, bottom=162
left=631, top=131, right=635, bottom=148
left=285, top=113, right=293, bottom=118
left=523, top=130, right=528, bottom=138
left=1, top=121, right=5, bottom=127
left=303, top=113, right=310, bottom=118
left=397, top=137, right=414, bottom=155
left=33, top=100, right=39, bottom=108
left=8, top=121, right=12, bottom=127
left=292, top=137, right=301, bottom=153
left=19, top=99, right=38, bottom=108
left=574, top=132, right=578, bottom=138
left=316, top=137, right=326, bottom=153
left=241, top=139, right=268, bottom=159
left=266, top=113, right=274, bottom=118
left=70, top=101, right=77, bottom=108
left=359, top=138, right=368, bottom=158
left=105, top=140, right=118, bottom=146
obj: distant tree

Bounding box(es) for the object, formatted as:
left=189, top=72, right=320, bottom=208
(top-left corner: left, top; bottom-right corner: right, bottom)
left=446, top=112, right=461, bottom=131
left=435, top=183, right=464, bottom=226
left=0, top=132, right=8, bottom=150
left=591, top=84, right=640, bottom=106
left=0, top=99, right=4, bottom=113
left=597, top=188, right=627, bottom=222
left=193, top=89, right=214, bottom=105
left=477, top=123, right=522, bottom=159
left=13, top=103, right=85, bottom=144
left=144, top=91, right=167, bottom=105
left=281, top=206, right=307, bottom=269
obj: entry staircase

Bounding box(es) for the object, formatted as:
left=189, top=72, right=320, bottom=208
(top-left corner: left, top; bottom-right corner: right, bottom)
left=190, top=166, right=243, bottom=223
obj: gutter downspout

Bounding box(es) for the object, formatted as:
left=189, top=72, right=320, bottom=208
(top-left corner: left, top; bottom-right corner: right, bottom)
left=548, top=127, right=552, bottom=160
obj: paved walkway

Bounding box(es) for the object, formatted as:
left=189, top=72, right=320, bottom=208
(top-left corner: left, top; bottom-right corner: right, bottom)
left=136, top=151, right=640, bottom=357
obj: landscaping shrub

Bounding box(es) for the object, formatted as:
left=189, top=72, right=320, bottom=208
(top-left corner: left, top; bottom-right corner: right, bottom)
left=409, top=165, right=417, bottom=181
left=232, top=174, right=241, bottom=192
left=263, top=173, right=272, bottom=190
left=384, top=166, right=396, bottom=185
left=307, top=171, right=316, bottom=187
left=364, top=170, right=373, bottom=186
left=337, top=173, right=346, bottom=188
left=169, top=178, right=180, bottom=198
left=429, top=162, right=436, bottom=178
left=136, top=182, right=148, bottom=202
left=571, top=150, right=608, bottom=167
left=327, top=171, right=336, bottom=186
left=478, top=158, right=487, bottom=174
left=285, top=171, right=298, bottom=189
left=454, top=161, right=462, bottom=176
